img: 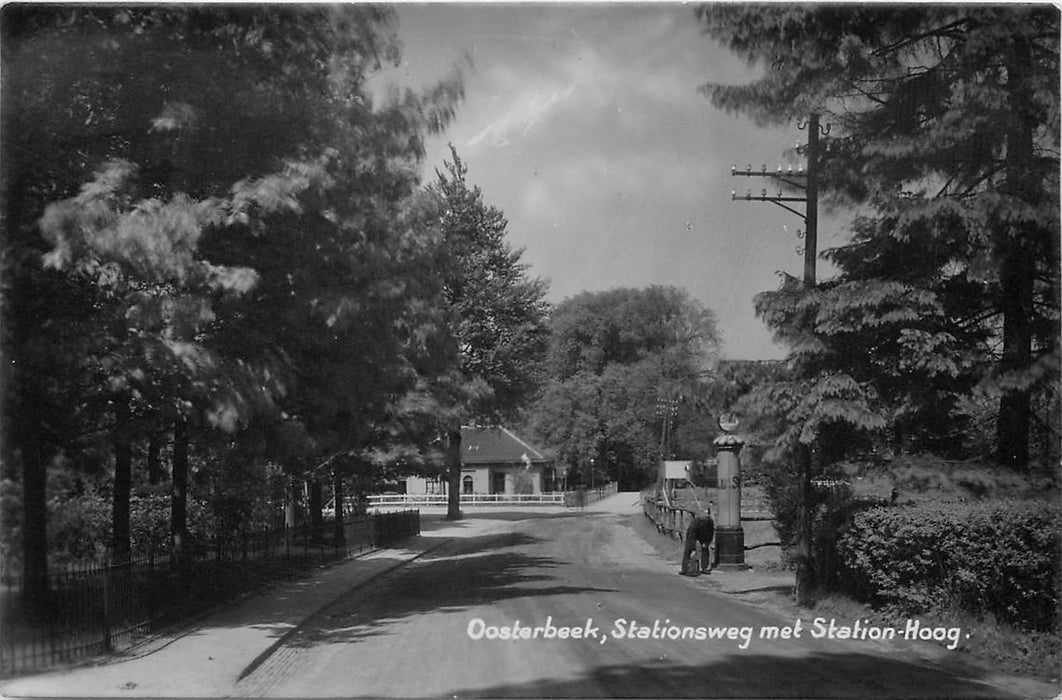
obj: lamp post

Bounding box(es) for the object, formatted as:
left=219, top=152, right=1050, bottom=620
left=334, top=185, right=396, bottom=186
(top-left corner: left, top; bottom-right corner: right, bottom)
left=714, top=413, right=746, bottom=568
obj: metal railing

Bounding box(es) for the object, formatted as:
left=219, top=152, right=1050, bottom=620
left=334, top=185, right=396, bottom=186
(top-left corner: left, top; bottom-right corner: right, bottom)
left=0, top=509, right=419, bottom=677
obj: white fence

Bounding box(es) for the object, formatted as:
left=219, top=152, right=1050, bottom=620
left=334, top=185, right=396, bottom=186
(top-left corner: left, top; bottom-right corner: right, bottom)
left=369, top=493, right=563, bottom=507
left=367, top=483, right=618, bottom=509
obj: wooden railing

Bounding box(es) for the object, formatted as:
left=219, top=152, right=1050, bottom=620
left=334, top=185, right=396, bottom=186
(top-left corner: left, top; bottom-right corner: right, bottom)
left=642, top=490, right=774, bottom=541
left=643, top=496, right=699, bottom=540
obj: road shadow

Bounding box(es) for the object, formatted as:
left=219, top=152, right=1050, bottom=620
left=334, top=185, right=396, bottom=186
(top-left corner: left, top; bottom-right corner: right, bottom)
left=419, top=510, right=589, bottom=531
left=433, top=652, right=1022, bottom=699
left=416, top=530, right=549, bottom=561
left=285, top=530, right=616, bottom=648
left=727, top=585, right=795, bottom=595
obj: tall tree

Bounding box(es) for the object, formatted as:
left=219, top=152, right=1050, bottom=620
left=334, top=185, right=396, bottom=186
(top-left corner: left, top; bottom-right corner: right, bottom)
left=697, top=6, right=1060, bottom=471
left=417, top=148, right=550, bottom=519
left=2, top=5, right=461, bottom=585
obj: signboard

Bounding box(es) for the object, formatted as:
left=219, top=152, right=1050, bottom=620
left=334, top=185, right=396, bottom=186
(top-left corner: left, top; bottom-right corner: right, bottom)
left=663, top=460, right=693, bottom=480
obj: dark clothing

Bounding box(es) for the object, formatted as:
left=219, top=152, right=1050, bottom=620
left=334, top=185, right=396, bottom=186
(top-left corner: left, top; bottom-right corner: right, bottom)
left=682, top=515, right=715, bottom=573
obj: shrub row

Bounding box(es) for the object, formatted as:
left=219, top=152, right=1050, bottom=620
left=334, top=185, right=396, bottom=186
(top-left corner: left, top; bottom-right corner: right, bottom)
left=836, top=500, right=1061, bottom=632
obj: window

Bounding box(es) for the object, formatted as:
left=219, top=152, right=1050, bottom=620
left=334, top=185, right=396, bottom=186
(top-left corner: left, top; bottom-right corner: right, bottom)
left=462, top=475, right=474, bottom=495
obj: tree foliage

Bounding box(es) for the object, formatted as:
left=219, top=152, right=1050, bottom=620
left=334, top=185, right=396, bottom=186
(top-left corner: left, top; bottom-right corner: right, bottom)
left=530, top=286, right=722, bottom=490
left=407, top=148, right=550, bottom=518
left=698, top=5, right=1060, bottom=470
left=1, top=5, right=462, bottom=586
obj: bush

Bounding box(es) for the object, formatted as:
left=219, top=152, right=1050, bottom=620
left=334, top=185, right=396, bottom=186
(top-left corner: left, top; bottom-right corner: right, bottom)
left=836, top=500, right=1061, bottom=632
left=761, top=461, right=864, bottom=582
left=48, top=490, right=112, bottom=564
left=44, top=489, right=212, bottom=565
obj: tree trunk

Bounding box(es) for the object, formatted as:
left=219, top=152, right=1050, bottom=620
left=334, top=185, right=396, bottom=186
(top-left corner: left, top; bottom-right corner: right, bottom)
left=146, top=430, right=163, bottom=485
left=332, top=470, right=345, bottom=546
left=995, top=36, right=1038, bottom=471
left=997, top=247, right=1034, bottom=469
left=308, top=479, right=323, bottom=542
left=20, top=412, right=49, bottom=615
left=794, top=442, right=816, bottom=606
left=112, top=393, right=132, bottom=560
left=284, top=476, right=297, bottom=529
left=446, top=427, right=462, bottom=520
left=171, top=416, right=189, bottom=561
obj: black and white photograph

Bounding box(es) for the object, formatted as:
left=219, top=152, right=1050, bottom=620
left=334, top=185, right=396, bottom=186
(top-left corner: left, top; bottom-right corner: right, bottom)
left=0, top=2, right=1059, bottom=698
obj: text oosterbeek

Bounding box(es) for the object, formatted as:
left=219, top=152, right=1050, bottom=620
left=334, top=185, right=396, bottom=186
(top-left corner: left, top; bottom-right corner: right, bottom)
left=466, top=617, right=966, bottom=650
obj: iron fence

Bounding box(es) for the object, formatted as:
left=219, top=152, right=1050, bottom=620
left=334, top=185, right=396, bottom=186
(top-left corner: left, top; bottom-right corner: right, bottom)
left=0, top=509, right=419, bottom=677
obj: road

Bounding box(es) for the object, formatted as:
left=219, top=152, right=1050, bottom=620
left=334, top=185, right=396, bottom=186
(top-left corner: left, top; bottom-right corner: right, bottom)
left=230, top=504, right=1038, bottom=699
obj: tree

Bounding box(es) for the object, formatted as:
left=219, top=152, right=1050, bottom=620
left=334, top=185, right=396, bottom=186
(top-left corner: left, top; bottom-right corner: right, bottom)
left=697, top=4, right=1060, bottom=605
left=2, top=5, right=462, bottom=590
left=417, top=148, right=550, bottom=519
left=696, top=5, right=1059, bottom=470
left=530, top=286, right=722, bottom=491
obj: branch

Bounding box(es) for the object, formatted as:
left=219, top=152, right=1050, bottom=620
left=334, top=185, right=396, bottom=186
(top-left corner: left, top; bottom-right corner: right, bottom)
left=870, top=19, right=972, bottom=58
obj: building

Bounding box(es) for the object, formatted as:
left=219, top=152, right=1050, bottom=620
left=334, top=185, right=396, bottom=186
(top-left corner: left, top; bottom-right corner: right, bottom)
left=402, top=426, right=556, bottom=495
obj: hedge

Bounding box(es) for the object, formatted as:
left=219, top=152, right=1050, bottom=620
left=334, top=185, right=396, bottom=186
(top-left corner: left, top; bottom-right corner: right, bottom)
left=836, top=500, right=1061, bottom=632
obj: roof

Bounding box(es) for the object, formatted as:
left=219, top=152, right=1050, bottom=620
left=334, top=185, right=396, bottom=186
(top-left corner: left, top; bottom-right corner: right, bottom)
left=461, top=426, right=552, bottom=466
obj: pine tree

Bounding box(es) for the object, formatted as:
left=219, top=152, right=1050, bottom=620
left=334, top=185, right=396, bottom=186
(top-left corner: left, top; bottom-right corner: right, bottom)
left=697, top=5, right=1060, bottom=470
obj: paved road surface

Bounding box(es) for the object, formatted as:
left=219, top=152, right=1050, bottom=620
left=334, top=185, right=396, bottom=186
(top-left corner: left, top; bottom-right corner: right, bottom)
left=4, top=494, right=1055, bottom=698
left=233, top=503, right=1040, bottom=698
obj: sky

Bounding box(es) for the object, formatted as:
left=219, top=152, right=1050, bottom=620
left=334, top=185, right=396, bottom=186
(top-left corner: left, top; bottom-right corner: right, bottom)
left=376, top=3, right=849, bottom=361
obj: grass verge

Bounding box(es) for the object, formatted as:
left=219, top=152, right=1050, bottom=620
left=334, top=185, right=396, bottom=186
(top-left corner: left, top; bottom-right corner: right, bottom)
left=807, top=592, right=1061, bottom=682
left=627, top=501, right=1060, bottom=683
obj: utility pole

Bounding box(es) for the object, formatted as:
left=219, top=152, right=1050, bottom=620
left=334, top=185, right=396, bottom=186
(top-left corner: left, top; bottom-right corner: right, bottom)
left=730, top=112, right=827, bottom=605
left=655, top=396, right=679, bottom=460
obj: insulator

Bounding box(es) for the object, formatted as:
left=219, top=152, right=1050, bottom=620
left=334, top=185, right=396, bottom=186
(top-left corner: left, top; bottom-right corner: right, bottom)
left=777, top=165, right=783, bottom=173
left=731, top=164, right=736, bottom=174
left=731, top=190, right=737, bottom=199
left=761, top=164, right=767, bottom=172
left=746, top=163, right=752, bottom=172
left=761, top=189, right=767, bottom=197
left=798, top=164, right=805, bottom=173
left=796, top=229, right=805, bottom=239
left=746, top=189, right=751, bottom=198
left=787, top=164, right=793, bottom=173
left=796, top=246, right=804, bottom=255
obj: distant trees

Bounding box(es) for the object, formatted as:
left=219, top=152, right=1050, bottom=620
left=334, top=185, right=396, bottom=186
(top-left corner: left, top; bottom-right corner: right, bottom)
left=1, top=5, right=462, bottom=600
left=697, top=5, right=1060, bottom=471
left=530, top=287, right=722, bottom=491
